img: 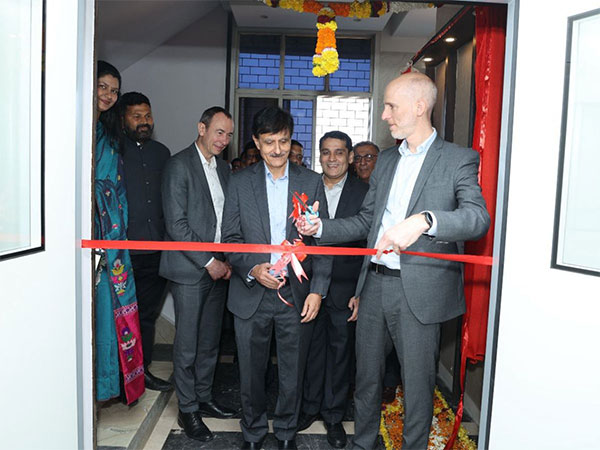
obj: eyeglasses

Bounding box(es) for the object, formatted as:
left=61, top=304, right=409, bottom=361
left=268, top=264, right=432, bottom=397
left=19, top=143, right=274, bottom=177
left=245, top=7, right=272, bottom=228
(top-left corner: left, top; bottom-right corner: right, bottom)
left=354, top=154, right=377, bottom=162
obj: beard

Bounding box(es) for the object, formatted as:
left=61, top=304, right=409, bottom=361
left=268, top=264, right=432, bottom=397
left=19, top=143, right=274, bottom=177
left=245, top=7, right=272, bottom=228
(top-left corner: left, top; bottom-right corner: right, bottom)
left=124, top=123, right=154, bottom=142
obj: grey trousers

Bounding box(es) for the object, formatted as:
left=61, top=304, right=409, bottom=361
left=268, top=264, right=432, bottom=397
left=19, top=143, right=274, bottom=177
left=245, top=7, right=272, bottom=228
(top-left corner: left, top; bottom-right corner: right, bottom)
left=171, top=276, right=227, bottom=413
left=352, top=271, right=441, bottom=450
left=234, top=285, right=314, bottom=442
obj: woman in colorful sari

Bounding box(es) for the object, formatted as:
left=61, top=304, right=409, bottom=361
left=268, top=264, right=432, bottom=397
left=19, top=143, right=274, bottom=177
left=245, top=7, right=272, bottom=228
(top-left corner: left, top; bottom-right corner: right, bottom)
left=95, top=61, right=145, bottom=404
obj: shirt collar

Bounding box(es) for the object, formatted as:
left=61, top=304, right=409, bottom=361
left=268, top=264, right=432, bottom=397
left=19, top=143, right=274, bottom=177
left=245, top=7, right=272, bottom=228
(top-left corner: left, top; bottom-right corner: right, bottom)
left=323, top=173, right=348, bottom=191
left=398, top=128, right=437, bottom=157
left=264, top=161, right=289, bottom=183
left=195, top=142, right=216, bottom=169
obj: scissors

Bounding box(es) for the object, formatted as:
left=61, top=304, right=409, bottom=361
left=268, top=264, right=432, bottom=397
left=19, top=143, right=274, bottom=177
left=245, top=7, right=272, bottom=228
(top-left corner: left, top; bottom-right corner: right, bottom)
left=293, top=191, right=319, bottom=225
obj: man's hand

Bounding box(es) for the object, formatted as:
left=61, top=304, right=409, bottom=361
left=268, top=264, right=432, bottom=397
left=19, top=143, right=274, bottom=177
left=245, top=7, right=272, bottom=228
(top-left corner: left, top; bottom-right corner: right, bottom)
left=347, top=296, right=359, bottom=322
left=375, top=213, right=430, bottom=259
left=295, top=201, right=321, bottom=236
left=206, top=259, right=231, bottom=280
left=250, top=263, right=281, bottom=289
left=300, top=293, right=322, bottom=323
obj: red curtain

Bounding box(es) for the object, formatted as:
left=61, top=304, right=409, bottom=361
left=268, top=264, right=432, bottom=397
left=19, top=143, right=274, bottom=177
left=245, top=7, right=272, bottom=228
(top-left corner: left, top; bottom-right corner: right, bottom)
left=463, top=5, right=507, bottom=363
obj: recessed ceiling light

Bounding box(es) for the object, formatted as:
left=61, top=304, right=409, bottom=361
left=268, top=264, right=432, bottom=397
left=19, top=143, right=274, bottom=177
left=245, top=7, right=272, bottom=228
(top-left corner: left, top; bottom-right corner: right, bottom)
left=423, top=57, right=433, bottom=62
left=445, top=37, right=456, bottom=43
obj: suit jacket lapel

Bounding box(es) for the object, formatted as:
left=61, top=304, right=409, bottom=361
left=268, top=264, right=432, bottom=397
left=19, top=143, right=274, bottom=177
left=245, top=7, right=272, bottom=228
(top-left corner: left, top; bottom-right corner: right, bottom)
left=372, top=149, right=401, bottom=230
left=286, top=163, right=301, bottom=241
left=406, top=136, right=443, bottom=215
left=335, top=176, right=354, bottom=218
left=251, top=163, right=271, bottom=243
left=216, top=158, right=229, bottom=193
left=189, top=145, right=214, bottom=209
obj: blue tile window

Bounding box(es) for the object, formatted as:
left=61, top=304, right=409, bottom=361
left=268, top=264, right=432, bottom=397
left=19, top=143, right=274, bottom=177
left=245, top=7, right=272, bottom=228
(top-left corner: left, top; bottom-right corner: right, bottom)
left=284, top=36, right=324, bottom=91
left=284, top=99, right=314, bottom=167
left=238, top=35, right=281, bottom=89
left=329, top=38, right=371, bottom=92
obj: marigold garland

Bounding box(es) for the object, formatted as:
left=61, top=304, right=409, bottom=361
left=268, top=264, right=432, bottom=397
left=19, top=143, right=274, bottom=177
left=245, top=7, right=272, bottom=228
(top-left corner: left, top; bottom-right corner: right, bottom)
left=379, top=386, right=477, bottom=450
left=261, top=0, right=390, bottom=76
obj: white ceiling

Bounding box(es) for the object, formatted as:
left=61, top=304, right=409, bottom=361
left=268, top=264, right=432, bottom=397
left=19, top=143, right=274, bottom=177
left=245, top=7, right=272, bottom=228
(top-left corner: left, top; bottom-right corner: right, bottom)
left=231, top=1, right=392, bottom=32
left=96, top=0, right=438, bottom=70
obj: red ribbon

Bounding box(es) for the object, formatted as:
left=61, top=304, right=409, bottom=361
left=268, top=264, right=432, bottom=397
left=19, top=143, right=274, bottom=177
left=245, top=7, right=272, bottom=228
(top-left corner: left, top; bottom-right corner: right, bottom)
left=269, top=239, right=308, bottom=307
left=81, top=240, right=493, bottom=266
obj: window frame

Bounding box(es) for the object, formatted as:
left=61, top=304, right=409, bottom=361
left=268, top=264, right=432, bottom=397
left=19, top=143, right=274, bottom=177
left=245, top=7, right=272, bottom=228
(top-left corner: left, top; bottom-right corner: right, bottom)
left=551, top=7, right=600, bottom=277
left=232, top=29, right=374, bottom=168
left=0, top=0, right=46, bottom=262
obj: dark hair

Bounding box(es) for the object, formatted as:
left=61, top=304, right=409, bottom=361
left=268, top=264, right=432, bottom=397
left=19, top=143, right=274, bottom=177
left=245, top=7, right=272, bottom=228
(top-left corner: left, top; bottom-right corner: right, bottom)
left=243, top=140, right=257, bottom=152
left=199, top=106, right=232, bottom=128
left=252, top=107, right=294, bottom=138
left=97, top=60, right=122, bottom=150
left=291, top=139, right=303, bottom=148
left=118, top=92, right=151, bottom=116
left=319, top=130, right=352, bottom=152
left=353, top=141, right=380, bottom=153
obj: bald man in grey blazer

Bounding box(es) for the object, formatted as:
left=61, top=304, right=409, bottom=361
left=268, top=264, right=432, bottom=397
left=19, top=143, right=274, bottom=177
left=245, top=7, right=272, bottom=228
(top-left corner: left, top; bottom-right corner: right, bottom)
left=298, top=73, right=490, bottom=449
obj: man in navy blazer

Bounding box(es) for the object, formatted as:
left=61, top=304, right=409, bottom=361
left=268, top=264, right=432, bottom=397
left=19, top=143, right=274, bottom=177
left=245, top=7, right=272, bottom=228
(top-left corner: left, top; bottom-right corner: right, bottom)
left=222, top=107, right=332, bottom=450
left=298, top=73, right=490, bottom=449
left=298, top=131, right=368, bottom=448
left=160, top=107, right=237, bottom=443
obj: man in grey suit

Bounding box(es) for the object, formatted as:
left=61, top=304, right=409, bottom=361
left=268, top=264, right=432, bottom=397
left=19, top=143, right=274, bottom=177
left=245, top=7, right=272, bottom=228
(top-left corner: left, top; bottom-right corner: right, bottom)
left=222, top=107, right=332, bottom=450
left=298, top=72, right=490, bottom=449
left=160, top=106, right=237, bottom=443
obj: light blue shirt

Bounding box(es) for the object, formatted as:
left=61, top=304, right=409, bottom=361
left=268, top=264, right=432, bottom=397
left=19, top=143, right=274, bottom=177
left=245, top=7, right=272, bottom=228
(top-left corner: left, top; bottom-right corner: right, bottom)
left=373, top=128, right=438, bottom=270
left=265, top=161, right=290, bottom=266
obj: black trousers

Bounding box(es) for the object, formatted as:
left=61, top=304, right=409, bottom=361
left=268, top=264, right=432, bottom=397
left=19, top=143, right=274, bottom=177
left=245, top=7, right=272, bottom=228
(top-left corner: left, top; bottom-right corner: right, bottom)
left=130, top=252, right=168, bottom=367
left=302, top=300, right=355, bottom=423
left=234, top=286, right=314, bottom=442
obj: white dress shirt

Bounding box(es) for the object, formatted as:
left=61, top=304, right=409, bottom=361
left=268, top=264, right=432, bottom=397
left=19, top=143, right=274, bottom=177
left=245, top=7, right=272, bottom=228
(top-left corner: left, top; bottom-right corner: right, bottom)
left=195, top=142, right=225, bottom=267
left=323, top=173, right=347, bottom=219
left=372, top=129, right=438, bottom=270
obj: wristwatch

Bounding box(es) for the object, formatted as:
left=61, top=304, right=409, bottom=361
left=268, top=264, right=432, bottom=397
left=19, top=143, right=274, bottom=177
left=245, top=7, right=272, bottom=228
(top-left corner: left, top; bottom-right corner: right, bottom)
left=422, top=211, right=433, bottom=231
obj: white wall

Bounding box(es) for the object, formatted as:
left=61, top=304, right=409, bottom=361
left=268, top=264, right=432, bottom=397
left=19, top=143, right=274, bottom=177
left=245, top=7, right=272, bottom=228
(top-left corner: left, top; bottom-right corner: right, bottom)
left=119, top=6, right=229, bottom=154
left=0, top=0, right=94, bottom=448
left=488, top=1, right=600, bottom=448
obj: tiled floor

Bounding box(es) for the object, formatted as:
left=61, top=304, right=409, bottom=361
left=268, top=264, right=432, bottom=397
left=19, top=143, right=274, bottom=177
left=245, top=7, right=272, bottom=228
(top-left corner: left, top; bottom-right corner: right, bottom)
left=97, top=315, right=479, bottom=449
left=97, top=360, right=173, bottom=449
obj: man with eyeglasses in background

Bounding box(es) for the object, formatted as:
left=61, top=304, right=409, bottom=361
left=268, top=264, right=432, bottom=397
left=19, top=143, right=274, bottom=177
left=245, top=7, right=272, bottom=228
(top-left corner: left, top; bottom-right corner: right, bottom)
left=352, top=141, right=379, bottom=184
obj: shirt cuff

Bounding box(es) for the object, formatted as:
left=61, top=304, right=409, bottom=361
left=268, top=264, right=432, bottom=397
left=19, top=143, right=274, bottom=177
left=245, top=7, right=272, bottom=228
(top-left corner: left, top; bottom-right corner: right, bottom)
left=422, top=210, right=438, bottom=236
left=314, top=221, right=323, bottom=238
left=204, top=257, right=215, bottom=268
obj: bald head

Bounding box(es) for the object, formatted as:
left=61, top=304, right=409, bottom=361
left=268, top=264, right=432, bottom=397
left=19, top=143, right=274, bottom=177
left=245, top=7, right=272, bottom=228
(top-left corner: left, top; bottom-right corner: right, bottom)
left=381, top=72, right=437, bottom=142
left=388, top=72, right=437, bottom=115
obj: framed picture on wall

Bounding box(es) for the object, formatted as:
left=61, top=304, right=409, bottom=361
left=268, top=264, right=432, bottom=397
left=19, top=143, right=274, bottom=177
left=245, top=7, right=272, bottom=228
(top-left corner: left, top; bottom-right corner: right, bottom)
left=552, top=7, right=600, bottom=276
left=0, top=1, right=45, bottom=261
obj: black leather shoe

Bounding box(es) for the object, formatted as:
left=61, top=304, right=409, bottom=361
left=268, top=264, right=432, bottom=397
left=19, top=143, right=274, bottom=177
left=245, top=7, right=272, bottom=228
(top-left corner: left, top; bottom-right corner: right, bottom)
left=241, top=439, right=264, bottom=449
left=144, top=370, right=172, bottom=392
left=177, top=410, right=214, bottom=442
left=324, top=422, right=347, bottom=448
left=382, top=385, right=397, bottom=404
left=198, top=399, right=238, bottom=418
left=297, top=412, right=319, bottom=431
left=277, top=439, right=297, bottom=449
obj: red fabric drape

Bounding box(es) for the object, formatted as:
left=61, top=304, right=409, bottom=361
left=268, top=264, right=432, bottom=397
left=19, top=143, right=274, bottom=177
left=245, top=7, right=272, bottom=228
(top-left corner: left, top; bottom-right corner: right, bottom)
left=445, top=6, right=506, bottom=448
left=463, top=4, right=506, bottom=363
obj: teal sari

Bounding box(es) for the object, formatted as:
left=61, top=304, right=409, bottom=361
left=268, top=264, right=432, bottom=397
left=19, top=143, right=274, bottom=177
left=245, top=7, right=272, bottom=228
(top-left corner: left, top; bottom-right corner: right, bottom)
left=95, top=121, right=144, bottom=402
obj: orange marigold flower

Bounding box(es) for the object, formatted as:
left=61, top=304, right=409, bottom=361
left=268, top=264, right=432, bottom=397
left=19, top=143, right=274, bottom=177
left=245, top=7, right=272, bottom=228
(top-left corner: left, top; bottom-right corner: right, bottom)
left=303, top=0, right=322, bottom=14
left=330, top=2, right=351, bottom=17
